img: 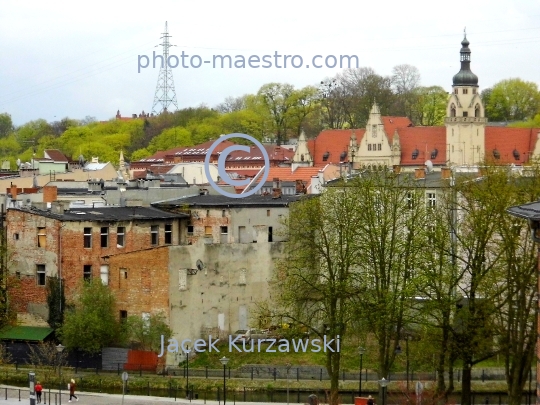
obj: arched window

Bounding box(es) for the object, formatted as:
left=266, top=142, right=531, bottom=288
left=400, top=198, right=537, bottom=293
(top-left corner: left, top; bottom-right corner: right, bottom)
left=451, top=104, right=456, bottom=117
left=475, top=104, right=480, bottom=118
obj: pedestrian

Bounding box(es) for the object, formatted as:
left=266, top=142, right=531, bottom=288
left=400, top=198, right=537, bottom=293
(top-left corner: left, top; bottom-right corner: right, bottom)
left=367, top=395, right=374, bottom=405
left=68, top=379, right=78, bottom=402
left=35, top=381, right=42, bottom=404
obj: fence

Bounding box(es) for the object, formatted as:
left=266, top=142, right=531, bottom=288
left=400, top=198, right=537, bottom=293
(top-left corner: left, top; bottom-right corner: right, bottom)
left=1, top=385, right=537, bottom=405
left=1, top=362, right=536, bottom=382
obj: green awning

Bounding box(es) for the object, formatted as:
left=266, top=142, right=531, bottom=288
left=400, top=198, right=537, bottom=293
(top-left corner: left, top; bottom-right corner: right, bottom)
left=0, top=326, right=54, bottom=341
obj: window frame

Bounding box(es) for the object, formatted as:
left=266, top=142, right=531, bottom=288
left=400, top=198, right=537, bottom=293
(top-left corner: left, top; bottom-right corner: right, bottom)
left=100, top=226, right=109, bottom=248
left=117, top=226, right=125, bottom=248
left=36, top=264, right=46, bottom=286
left=83, top=265, right=92, bottom=281
left=37, top=227, right=46, bottom=248
left=84, top=227, right=92, bottom=248
left=164, top=223, right=172, bottom=244
left=151, top=225, right=159, bottom=246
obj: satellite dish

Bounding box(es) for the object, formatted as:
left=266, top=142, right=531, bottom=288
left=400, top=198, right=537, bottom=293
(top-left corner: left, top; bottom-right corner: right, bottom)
left=425, top=160, right=433, bottom=173
left=196, top=259, right=205, bottom=271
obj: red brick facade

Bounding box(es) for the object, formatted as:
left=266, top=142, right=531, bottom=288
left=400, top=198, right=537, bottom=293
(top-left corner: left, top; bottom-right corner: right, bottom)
left=6, top=207, right=183, bottom=322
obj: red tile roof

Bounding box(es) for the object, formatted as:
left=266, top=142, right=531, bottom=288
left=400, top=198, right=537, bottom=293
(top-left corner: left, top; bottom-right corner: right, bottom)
left=381, top=117, right=413, bottom=142
left=396, top=127, right=447, bottom=166
left=255, top=167, right=323, bottom=183
left=485, top=127, right=540, bottom=164
left=308, top=129, right=365, bottom=166
left=44, top=149, right=69, bottom=162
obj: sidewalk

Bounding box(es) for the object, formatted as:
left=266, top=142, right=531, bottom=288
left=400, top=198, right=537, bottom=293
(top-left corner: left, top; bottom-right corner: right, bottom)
left=0, top=385, right=301, bottom=405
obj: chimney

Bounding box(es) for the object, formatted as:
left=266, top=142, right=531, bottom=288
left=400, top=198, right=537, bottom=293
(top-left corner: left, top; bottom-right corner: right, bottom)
left=441, top=167, right=452, bottom=179
left=51, top=201, right=65, bottom=215
left=9, top=184, right=17, bottom=199
left=415, top=168, right=425, bottom=179
left=43, top=186, right=58, bottom=203
left=393, top=165, right=401, bottom=174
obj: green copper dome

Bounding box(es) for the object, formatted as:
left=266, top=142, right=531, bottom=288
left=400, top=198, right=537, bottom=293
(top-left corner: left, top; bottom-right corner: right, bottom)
left=452, top=34, right=478, bottom=86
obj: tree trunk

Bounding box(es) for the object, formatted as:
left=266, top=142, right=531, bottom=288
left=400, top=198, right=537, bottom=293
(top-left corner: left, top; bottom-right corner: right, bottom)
left=461, top=363, right=472, bottom=405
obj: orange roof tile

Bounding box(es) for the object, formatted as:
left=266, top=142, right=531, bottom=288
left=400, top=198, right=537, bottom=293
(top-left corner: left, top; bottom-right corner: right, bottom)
left=381, top=117, right=413, bottom=141
left=255, top=167, right=323, bottom=183
left=308, top=129, right=366, bottom=166
left=485, top=127, right=540, bottom=164
left=397, top=127, right=447, bottom=166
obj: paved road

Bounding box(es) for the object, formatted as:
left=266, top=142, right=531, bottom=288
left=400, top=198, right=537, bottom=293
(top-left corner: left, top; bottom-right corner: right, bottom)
left=0, top=386, right=302, bottom=405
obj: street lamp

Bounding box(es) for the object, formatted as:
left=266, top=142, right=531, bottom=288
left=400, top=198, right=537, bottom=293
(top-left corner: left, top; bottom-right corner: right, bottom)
left=56, top=344, right=64, bottom=376
left=220, top=357, right=229, bottom=405
left=286, top=363, right=292, bottom=405
left=378, top=377, right=389, bottom=405
left=358, top=347, right=366, bottom=397
left=185, top=345, right=190, bottom=400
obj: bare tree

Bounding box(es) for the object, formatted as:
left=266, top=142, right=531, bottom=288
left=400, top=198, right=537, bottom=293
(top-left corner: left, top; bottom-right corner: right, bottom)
left=215, top=95, right=248, bottom=113
left=27, top=341, right=68, bottom=383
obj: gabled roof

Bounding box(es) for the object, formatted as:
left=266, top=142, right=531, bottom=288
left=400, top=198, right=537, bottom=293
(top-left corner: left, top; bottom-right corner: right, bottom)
left=0, top=326, right=54, bottom=341
left=381, top=117, right=414, bottom=142
left=396, top=127, right=447, bottom=166
left=485, top=127, right=540, bottom=164
left=44, top=149, right=69, bottom=162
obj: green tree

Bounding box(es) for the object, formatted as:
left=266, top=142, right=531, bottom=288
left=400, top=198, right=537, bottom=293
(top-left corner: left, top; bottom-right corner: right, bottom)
left=257, top=83, right=296, bottom=145
left=59, top=278, right=125, bottom=354
left=46, top=276, right=65, bottom=331
left=412, top=86, right=448, bottom=126
left=272, top=188, right=365, bottom=405
left=126, top=312, right=172, bottom=352
left=0, top=113, right=13, bottom=138
left=484, top=78, right=540, bottom=121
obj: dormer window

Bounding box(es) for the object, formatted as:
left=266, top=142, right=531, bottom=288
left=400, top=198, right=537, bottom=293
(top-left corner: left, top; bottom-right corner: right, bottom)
left=513, top=149, right=520, bottom=161
left=493, top=149, right=500, bottom=160
left=322, top=151, right=330, bottom=161
left=340, top=151, right=347, bottom=161
left=412, top=149, right=419, bottom=160
left=431, top=149, right=438, bottom=159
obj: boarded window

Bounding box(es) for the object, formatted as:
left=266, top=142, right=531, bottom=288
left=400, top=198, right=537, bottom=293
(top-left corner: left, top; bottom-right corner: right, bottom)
left=36, top=264, right=46, bottom=286
left=151, top=225, right=159, bottom=245
left=165, top=224, right=172, bottom=244
left=239, top=268, right=246, bottom=285
left=117, top=226, right=125, bottom=247
left=100, top=265, right=109, bottom=285
left=179, top=269, right=187, bottom=291
left=37, top=227, right=46, bottom=248
left=204, top=226, right=212, bottom=236
left=83, top=227, right=92, bottom=248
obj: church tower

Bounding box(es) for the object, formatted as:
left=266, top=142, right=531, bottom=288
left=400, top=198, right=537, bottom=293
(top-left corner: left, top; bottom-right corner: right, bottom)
left=445, top=33, right=487, bottom=167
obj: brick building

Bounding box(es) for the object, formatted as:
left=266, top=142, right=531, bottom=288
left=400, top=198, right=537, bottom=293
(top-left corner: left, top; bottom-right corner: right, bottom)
left=6, top=204, right=188, bottom=321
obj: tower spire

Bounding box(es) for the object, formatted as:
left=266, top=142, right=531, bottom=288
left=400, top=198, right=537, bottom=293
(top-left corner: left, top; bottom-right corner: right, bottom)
left=151, top=22, right=179, bottom=114
left=452, top=33, right=478, bottom=87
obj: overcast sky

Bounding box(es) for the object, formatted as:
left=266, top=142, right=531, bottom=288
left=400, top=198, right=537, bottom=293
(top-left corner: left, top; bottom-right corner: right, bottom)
left=1, top=0, right=539, bottom=126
